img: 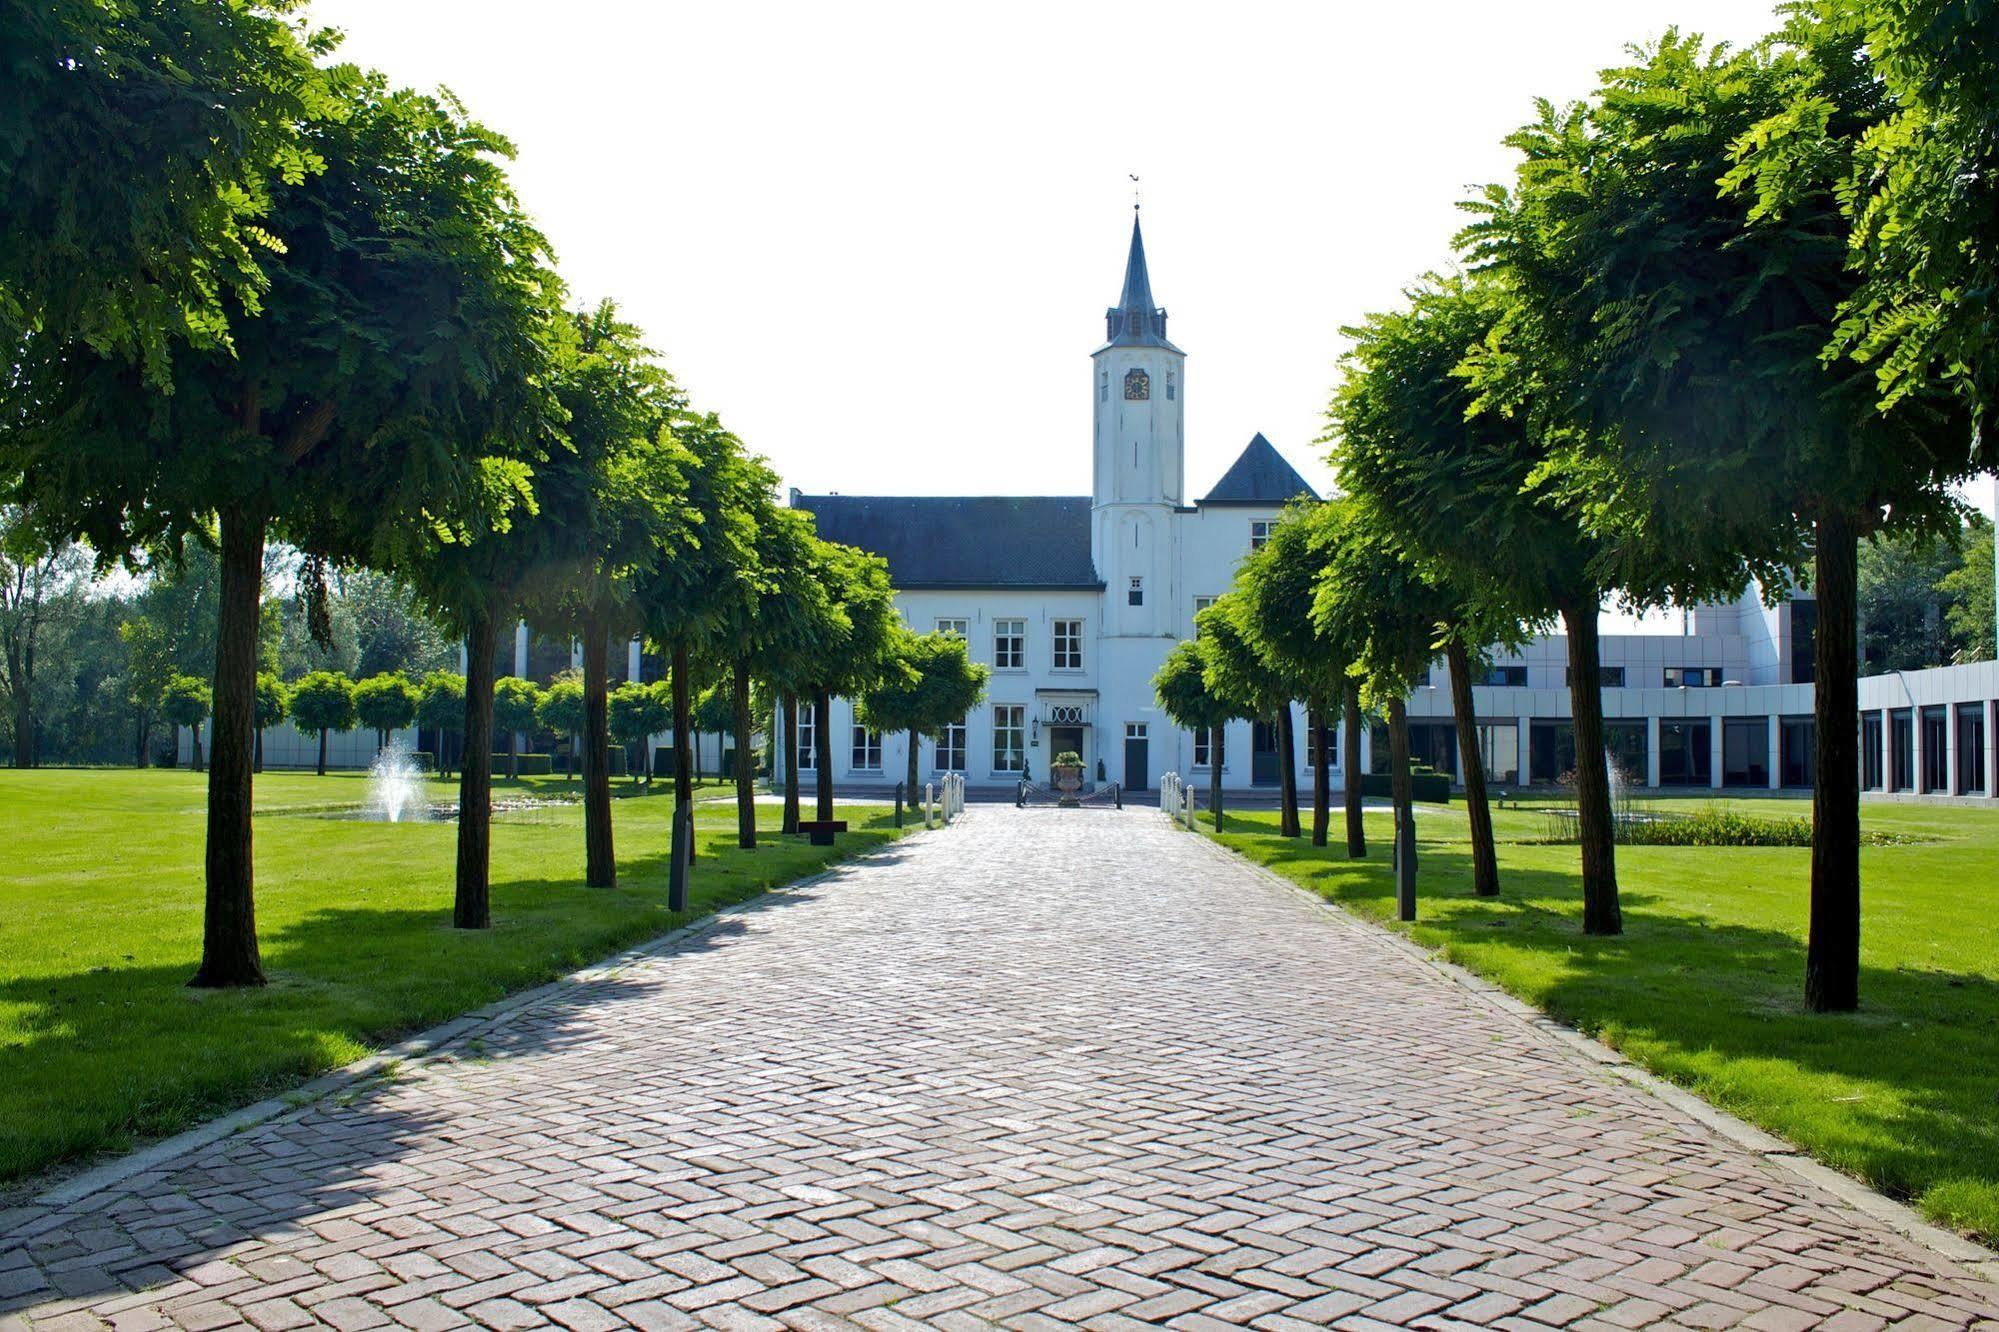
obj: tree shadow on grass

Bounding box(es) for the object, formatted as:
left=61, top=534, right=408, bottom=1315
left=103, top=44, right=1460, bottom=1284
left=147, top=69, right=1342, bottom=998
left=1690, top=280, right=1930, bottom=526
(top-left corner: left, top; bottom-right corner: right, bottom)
left=1218, top=818, right=1999, bottom=1239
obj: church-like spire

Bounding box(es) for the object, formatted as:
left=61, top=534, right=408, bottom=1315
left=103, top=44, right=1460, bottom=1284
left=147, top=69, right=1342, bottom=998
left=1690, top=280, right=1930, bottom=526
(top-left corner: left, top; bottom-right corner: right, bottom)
left=1103, top=210, right=1179, bottom=350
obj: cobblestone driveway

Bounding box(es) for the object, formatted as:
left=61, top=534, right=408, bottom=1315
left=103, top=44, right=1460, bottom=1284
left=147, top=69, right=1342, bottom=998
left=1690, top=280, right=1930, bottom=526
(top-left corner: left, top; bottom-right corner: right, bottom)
left=4, top=809, right=1995, bottom=1330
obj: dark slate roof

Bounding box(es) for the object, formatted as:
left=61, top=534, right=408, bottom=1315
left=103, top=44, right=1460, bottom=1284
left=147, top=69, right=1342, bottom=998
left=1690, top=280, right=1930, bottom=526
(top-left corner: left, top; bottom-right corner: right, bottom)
left=1199, top=433, right=1319, bottom=506
left=793, top=494, right=1102, bottom=589
left=1100, top=212, right=1181, bottom=352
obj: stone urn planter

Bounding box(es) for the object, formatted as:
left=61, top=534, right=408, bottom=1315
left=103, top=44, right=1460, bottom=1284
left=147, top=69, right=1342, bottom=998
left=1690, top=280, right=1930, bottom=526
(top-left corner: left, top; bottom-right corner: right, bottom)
left=1052, top=752, right=1085, bottom=807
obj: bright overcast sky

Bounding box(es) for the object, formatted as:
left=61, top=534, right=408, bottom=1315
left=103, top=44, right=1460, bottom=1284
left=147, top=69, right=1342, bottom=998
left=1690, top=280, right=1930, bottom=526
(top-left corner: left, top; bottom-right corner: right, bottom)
left=319, top=0, right=1995, bottom=597
left=315, top=1, right=1790, bottom=495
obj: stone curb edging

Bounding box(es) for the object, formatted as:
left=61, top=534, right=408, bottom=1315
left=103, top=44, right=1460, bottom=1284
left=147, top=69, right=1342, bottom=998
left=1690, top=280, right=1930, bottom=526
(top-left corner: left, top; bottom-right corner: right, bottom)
left=0, top=824, right=936, bottom=1239
left=1177, top=814, right=1999, bottom=1289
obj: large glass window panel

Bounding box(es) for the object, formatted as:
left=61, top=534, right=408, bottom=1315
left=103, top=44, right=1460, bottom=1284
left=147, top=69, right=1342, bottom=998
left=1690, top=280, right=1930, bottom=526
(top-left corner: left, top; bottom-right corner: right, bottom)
left=1660, top=720, right=1713, bottom=786
left=1955, top=704, right=1986, bottom=795
left=1780, top=716, right=1815, bottom=788
left=1722, top=717, right=1769, bottom=787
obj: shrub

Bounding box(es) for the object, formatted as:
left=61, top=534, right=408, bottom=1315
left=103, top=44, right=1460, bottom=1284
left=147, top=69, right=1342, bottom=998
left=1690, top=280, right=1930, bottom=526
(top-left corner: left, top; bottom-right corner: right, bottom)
left=1620, top=806, right=1813, bottom=847
left=1360, top=769, right=1453, bottom=803
left=493, top=752, right=553, bottom=777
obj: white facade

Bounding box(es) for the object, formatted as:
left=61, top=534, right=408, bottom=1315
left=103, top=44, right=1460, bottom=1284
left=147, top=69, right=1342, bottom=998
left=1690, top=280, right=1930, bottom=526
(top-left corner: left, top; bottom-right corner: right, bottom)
left=775, top=212, right=1899, bottom=798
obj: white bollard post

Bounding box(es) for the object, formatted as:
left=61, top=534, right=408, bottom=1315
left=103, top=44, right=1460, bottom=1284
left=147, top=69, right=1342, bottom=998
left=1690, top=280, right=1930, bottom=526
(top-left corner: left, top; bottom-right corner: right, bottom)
left=1182, top=784, right=1195, bottom=830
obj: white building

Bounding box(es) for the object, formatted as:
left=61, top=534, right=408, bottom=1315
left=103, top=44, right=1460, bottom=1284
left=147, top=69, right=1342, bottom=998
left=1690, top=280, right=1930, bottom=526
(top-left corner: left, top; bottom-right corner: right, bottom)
left=772, top=210, right=1999, bottom=803
left=783, top=213, right=1322, bottom=793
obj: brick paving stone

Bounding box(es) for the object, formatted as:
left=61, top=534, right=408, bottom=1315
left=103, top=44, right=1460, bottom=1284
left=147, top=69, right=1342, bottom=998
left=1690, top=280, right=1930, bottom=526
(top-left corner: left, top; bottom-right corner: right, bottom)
left=1, top=809, right=1995, bottom=1329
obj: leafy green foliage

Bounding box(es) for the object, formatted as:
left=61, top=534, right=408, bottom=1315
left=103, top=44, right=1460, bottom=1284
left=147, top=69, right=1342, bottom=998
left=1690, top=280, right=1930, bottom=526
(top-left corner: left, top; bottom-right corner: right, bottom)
left=287, top=670, right=355, bottom=739
left=537, top=675, right=585, bottom=736
left=0, top=0, right=338, bottom=379
left=608, top=681, right=669, bottom=749
left=413, top=672, right=465, bottom=737
left=160, top=675, right=210, bottom=730
left=858, top=629, right=990, bottom=740
left=254, top=673, right=288, bottom=730
left=1152, top=640, right=1238, bottom=733
left=1464, top=31, right=1972, bottom=559
left=491, top=677, right=543, bottom=736
left=5, top=69, right=563, bottom=574
left=352, top=672, right=417, bottom=737
left=1773, top=0, right=1999, bottom=439
left=1232, top=502, right=1348, bottom=710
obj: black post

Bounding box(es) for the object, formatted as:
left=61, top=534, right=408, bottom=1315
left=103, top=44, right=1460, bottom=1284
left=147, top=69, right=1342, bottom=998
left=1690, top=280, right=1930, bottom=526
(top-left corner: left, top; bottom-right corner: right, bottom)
left=668, top=801, right=693, bottom=913
left=894, top=781, right=904, bottom=828
left=1113, top=782, right=1122, bottom=810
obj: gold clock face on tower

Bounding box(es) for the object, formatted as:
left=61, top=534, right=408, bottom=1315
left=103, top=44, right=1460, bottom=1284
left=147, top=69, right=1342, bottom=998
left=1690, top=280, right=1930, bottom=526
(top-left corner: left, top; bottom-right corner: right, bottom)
left=1124, top=368, right=1150, bottom=400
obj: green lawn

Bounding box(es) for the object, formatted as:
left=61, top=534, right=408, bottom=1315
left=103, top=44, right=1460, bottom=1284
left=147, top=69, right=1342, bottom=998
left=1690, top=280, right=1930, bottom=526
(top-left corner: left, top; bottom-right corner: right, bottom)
left=0, top=767, right=905, bottom=1189
left=1204, top=794, right=1999, bottom=1245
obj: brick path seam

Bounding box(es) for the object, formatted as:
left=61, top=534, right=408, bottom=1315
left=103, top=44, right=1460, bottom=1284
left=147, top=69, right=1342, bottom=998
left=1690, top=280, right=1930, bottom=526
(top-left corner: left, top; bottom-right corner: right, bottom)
left=2, top=807, right=1995, bottom=1331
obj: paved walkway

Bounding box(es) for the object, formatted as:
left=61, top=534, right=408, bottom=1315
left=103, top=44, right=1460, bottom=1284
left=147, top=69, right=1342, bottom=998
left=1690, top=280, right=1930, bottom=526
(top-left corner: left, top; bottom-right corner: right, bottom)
left=4, top=809, right=1995, bottom=1330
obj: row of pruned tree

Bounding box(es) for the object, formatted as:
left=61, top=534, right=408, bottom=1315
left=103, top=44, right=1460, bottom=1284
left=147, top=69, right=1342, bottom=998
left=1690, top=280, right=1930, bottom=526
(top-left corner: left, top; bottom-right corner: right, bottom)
left=0, top=2, right=981, bottom=989
left=1154, top=0, right=1997, bottom=1014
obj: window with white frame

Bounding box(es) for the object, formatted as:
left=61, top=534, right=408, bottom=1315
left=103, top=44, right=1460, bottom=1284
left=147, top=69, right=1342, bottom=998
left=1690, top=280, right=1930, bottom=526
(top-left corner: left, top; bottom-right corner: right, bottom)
left=993, top=705, right=1025, bottom=772
left=1250, top=520, right=1274, bottom=551
left=1127, top=576, right=1144, bottom=607
left=850, top=724, right=882, bottom=771
left=1052, top=619, right=1083, bottom=670
left=1193, top=725, right=1214, bottom=768
left=936, top=617, right=967, bottom=637
left=1192, top=595, right=1215, bottom=636
left=936, top=721, right=966, bottom=772
left=993, top=618, right=1025, bottom=669
left=795, top=702, right=816, bottom=770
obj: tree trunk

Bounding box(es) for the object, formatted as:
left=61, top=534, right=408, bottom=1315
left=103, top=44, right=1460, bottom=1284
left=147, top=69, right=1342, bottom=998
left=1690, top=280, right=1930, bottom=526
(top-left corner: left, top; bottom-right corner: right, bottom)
left=905, top=727, right=921, bottom=802
left=1275, top=706, right=1301, bottom=837
left=814, top=689, right=834, bottom=822
left=136, top=717, right=149, bottom=768
left=1807, top=509, right=1861, bottom=1012
left=507, top=727, right=518, bottom=781
left=190, top=503, right=268, bottom=988
left=782, top=694, right=801, bottom=834
left=12, top=687, right=31, bottom=770
left=1388, top=697, right=1416, bottom=922
left=455, top=608, right=499, bottom=930
left=1343, top=692, right=1366, bottom=858
left=671, top=641, right=695, bottom=861
left=1310, top=701, right=1330, bottom=847
left=1445, top=639, right=1500, bottom=898
left=190, top=723, right=204, bottom=772
left=733, top=660, right=756, bottom=850
left=1209, top=725, right=1225, bottom=832
left=1561, top=598, right=1622, bottom=935
left=582, top=620, right=615, bottom=888
left=254, top=727, right=263, bottom=774
left=316, top=729, right=327, bottom=777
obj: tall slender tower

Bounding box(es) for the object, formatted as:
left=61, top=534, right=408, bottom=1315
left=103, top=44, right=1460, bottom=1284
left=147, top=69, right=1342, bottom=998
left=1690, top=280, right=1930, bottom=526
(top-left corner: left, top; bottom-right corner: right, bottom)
left=1092, top=210, right=1184, bottom=640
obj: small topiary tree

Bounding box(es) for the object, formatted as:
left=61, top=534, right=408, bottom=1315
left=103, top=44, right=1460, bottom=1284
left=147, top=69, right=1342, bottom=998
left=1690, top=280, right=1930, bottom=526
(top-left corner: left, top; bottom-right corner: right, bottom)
left=161, top=674, right=211, bottom=772
left=289, top=670, right=357, bottom=777
left=414, top=671, right=465, bottom=779
left=492, top=676, right=543, bottom=781
left=537, top=673, right=586, bottom=780
left=253, top=672, right=288, bottom=774
left=609, top=680, right=670, bottom=789
left=353, top=672, right=418, bottom=754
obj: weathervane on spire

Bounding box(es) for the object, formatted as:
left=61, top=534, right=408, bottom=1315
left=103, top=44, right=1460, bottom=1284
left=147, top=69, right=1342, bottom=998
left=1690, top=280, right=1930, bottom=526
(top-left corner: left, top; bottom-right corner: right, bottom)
left=1130, top=173, right=1141, bottom=211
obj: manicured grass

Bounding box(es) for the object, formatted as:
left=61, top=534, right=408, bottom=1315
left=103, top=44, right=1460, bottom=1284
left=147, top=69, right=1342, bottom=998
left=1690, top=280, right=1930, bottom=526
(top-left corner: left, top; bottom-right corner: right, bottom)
left=1203, top=794, right=1999, bottom=1246
left=0, top=768, right=905, bottom=1189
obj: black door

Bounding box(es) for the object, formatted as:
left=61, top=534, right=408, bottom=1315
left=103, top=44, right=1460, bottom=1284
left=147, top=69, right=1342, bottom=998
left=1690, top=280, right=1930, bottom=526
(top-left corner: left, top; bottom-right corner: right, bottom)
left=1252, top=720, right=1280, bottom=786
left=1124, top=724, right=1149, bottom=789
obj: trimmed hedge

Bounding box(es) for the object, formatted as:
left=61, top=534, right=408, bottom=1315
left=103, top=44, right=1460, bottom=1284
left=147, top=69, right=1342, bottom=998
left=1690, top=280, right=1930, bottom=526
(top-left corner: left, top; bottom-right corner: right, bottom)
left=493, top=752, right=553, bottom=777
left=1360, top=769, right=1453, bottom=803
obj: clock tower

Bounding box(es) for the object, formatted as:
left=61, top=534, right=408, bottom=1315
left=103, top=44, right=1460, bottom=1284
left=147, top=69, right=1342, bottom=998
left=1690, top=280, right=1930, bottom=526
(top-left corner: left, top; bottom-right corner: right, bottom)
left=1092, top=210, right=1184, bottom=640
